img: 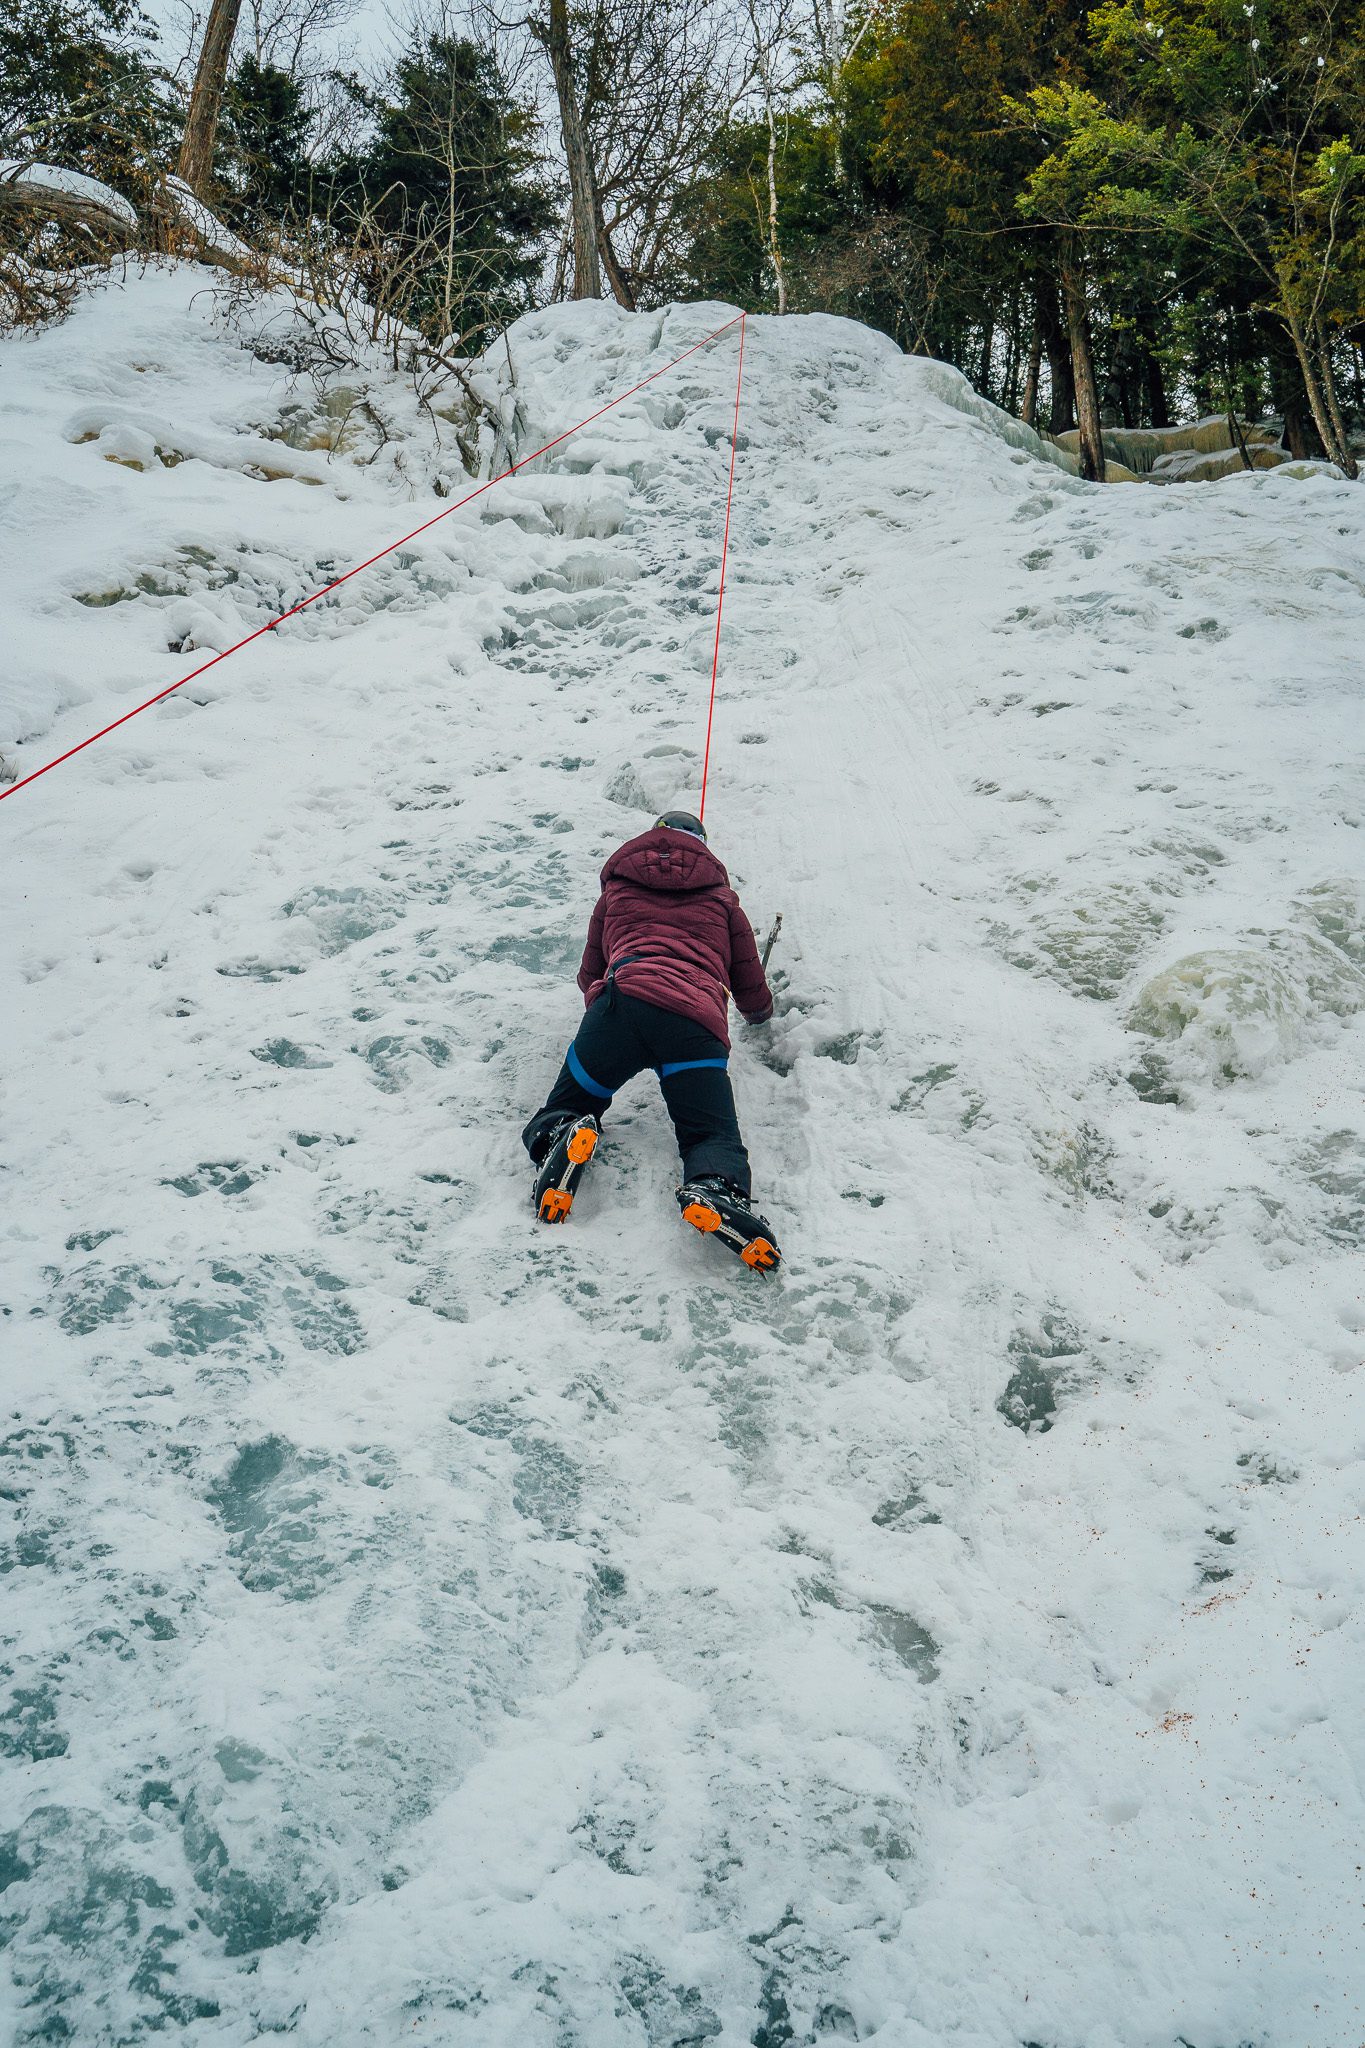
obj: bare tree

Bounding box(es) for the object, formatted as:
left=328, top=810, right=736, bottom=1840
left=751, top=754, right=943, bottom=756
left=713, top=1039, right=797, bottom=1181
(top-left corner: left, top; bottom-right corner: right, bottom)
left=168, top=0, right=361, bottom=193
left=793, top=210, right=949, bottom=354
left=747, top=0, right=797, bottom=312
left=246, top=0, right=360, bottom=76
left=271, top=9, right=554, bottom=369
left=531, top=0, right=602, bottom=297
left=800, top=0, right=873, bottom=91
left=581, top=0, right=794, bottom=304
left=177, top=0, right=245, bottom=194
left=409, top=0, right=798, bottom=309
left=760, top=82, right=786, bottom=314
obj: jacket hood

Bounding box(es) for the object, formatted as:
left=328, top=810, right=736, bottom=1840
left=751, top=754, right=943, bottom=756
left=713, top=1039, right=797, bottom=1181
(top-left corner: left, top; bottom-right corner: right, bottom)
left=603, top=827, right=730, bottom=894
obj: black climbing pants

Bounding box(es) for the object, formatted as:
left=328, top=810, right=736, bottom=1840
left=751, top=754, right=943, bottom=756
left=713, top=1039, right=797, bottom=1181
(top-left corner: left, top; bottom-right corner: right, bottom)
left=522, top=990, right=752, bottom=1194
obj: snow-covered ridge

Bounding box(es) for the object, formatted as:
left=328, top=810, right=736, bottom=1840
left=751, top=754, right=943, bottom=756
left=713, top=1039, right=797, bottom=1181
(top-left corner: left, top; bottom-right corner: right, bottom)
left=2, top=267, right=1364, bottom=2046
left=0, top=160, right=251, bottom=267
left=0, top=158, right=139, bottom=231
left=161, top=174, right=253, bottom=264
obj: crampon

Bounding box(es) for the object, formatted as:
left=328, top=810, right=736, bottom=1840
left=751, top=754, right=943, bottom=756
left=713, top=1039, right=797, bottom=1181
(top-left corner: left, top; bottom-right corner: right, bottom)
left=533, top=1115, right=600, bottom=1224
left=677, top=1177, right=781, bottom=1272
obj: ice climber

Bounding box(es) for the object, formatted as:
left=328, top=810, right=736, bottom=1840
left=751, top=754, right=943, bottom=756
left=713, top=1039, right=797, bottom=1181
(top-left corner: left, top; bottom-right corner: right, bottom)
left=522, top=811, right=782, bottom=1271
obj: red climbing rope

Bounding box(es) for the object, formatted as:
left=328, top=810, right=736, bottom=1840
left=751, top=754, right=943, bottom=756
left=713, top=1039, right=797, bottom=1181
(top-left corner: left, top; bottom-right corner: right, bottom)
left=697, top=310, right=746, bottom=827
left=0, top=312, right=745, bottom=807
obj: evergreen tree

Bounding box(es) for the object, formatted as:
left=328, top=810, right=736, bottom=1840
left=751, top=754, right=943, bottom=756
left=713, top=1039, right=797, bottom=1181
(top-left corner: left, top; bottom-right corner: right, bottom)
left=1016, top=0, right=1365, bottom=470
left=220, top=55, right=312, bottom=230
left=674, top=111, right=850, bottom=317
left=324, top=35, right=556, bottom=348
left=668, top=0, right=1362, bottom=466
left=0, top=0, right=177, bottom=207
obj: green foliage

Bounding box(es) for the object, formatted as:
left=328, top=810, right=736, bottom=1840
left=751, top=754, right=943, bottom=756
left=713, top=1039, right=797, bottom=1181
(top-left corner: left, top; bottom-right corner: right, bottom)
left=668, top=0, right=1364, bottom=455
left=673, top=110, right=849, bottom=310
left=220, top=58, right=312, bottom=231
left=4, top=0, right=1361, bottom=445
left=673, top=66, right=995, bottom=358
left=322, top=34, right=556, bottom=347
left=1016, top=20, right=1365, bottom=328
left=1006, top=0, right=1365, bottom=462
left=0, top=0, right=177, bottom=204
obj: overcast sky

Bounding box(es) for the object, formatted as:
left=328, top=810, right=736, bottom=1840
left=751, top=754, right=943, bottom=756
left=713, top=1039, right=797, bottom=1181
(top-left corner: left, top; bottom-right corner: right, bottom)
left=147, top=0, right=545, bottom=91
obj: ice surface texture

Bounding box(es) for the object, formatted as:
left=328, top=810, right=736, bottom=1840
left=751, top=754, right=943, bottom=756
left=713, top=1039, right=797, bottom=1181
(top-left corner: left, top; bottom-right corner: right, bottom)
left=2, top=270, right=1365, bottom=2045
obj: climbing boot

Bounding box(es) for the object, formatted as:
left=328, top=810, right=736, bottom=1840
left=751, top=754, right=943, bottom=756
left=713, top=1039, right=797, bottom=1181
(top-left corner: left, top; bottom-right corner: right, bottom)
left=533, top=1115, right=600, bottom=1224
left=677, top=1176, right=781, bottom=1273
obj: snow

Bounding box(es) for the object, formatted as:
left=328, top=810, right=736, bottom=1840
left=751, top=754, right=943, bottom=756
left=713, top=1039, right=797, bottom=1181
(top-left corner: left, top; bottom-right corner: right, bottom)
left=0, top=163, right=250, bottom=264
left=2, top=264, right=1365, bottom=2047
left=0, top=159, right=140, bottom=231
left=161, top=175, right=253, bottom=265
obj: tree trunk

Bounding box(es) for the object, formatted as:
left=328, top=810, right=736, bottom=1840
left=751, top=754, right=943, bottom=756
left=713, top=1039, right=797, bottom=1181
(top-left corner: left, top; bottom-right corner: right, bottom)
left=1037, top=278, right=1073, bottom=434
left=549, top=219, right=570, bottom=303
left=1114, top=353, right=1137, bottom=428
left=1140, top=335, right=1170, bottom=428
left=1284, top=305, right=1356, bottom=476
left=1281, top=390, right=1313, bottom=460
left=543, top=0, right=601, bottom=300
left=1002, top=294, right=1021, bottom=414
left=1266, top=320, right=1319, bottom=457
left=764, top=96, right=787, bottom=315
left=177, top=0, right=244, bottom=196
left=1314, top=316, right=1356, bottom=477
left=0, top=168, right=138, bottom=242
left=1020, top=316, right=1042, bottom=428
left=977, top=318, right=994, bottom=402
left=597, top=210, right=634, bottom=308
left=1059, top=233, right=1105, bottom=482
left=1227, top=410, right=1254, bottom=472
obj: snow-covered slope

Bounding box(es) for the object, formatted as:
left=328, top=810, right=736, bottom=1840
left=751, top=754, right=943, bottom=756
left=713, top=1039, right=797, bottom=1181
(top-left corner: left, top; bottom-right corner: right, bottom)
left=3, top=268, right=1365, bottom=2048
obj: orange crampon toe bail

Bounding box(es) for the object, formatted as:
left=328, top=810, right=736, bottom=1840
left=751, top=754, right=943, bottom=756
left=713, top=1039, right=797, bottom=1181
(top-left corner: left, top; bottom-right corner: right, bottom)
left=533, top=1114, right=601, bottom=1225
left=677, top=1181, right=782, bottom=1274
left=565, top=1124, right=598, bottom=1167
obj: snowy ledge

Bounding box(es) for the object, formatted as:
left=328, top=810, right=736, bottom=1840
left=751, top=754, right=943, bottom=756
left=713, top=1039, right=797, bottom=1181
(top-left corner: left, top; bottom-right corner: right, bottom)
left=0, top=159, right=139, bottom=235
left=0, top=162, right=256, bottom=274
left=158, top=175, right=253, bottom=267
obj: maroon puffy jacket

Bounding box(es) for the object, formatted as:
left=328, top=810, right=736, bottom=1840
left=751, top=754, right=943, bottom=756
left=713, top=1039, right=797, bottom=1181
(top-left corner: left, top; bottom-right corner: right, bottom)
left=577, top=827, right=773, bottom=1048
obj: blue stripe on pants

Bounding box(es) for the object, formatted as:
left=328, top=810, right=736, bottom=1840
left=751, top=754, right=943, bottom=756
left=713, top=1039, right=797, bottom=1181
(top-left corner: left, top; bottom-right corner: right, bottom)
left=523, top=990, right=751, bottom=1193
left=566, top=1040, right=614, bottom=1100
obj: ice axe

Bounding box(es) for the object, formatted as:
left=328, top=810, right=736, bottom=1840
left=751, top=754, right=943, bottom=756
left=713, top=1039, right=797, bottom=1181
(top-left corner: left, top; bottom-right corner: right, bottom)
left=760, top=913, right=783, bottom=973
